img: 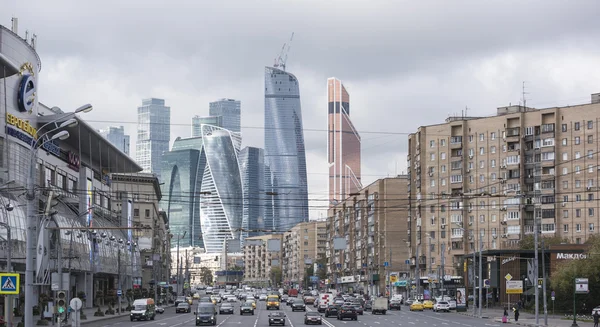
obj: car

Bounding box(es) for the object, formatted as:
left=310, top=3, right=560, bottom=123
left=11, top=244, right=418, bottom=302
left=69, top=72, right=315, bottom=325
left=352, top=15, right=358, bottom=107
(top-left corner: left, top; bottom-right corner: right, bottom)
left=350, top=303, right=364, bottom=315
left=324, top=304, right=339, bottom=317
left=193, top=293, right=201, bottom=299
left=219, top=303, right=234, bottom=314
left=337, top=305, right=358, bottom=321
left=409, top=302, right=424, bottom=311
left=187, top=297, right=194, bottom=305
left=433, top=301, right=450, bottom=312
left=267, top=295, right=281, bottom=310
left=177, top=302, right=191, bottom=313
left=364, top=300, right=372, bottom=311
left=304, top=296, right=316, bottom=305
left=447, top=300, right=457, bottom=310
left=304, top=312, right=322, bottom=325
left=405, top=298, right=414, bottom=306
left=195, top=303, right=217, bottom=326
left=200, top=297, right=212, bottom=303
left=287, top=298, right=295, bottom=306
left=155, top=306, right=165, bottom=314
left=240, top=303, right=254, bottom=315
left=372, top=298, right=388, bottom=315
left=246, top=299, right=257, bottom=309
left=423, top=300, right=434, bottom=310
left=292, top=299, right=306, bottom=311
left=389, top=300, right=402, bottom=310
left=260, top=294, right=268, bottom=301
left=175, top=296, right=187, bottom=306
left=268, top=311, right=287, bottom=326
left=282, top=294, right=289, bottom=302
left=592, top=306, right=600, bottom=316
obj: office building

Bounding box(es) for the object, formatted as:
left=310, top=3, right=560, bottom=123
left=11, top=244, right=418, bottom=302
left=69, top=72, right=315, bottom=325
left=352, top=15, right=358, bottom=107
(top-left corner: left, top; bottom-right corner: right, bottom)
left=199, top=124, right=243, bottom=253
left=209, top=98, right=241, bottom=133
left=136, top=98, right=170, bottom=177
left=282, top=221, right=327, bottom=287
left=192, top=115, right=223, bottom=138
left=243, top=234, right=283, bottom=286
left=327, top=77, right=362, bottom=204
left=407, top=93, right=600, bottom=283
left=239, top=147, right=266, bottom=240
left=264, top=66, right=309, bottom=231
left=327, top=176, right=410, bottom=296
left=99, top=126, right=131, bottom=155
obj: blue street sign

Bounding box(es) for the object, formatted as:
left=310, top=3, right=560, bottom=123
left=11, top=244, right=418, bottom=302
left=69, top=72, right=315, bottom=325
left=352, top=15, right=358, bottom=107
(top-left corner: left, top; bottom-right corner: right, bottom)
left=362, top=263, right=367, bottom=267
left=551, top=291, right=555, bottom=297
left=0, top=274, right=19, bottom=294
left=336, top=263, right=342, bottom=268
left=405, top=260, right=410, bottom=265
left=117, top=289, right=122, bottom=297
left=384, top=262, right=389, bottom=267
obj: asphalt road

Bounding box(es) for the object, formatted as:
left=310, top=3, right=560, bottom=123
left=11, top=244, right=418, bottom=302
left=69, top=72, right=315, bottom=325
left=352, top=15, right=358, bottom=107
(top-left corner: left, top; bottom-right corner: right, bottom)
left=80, top=299, right=504, bottom=327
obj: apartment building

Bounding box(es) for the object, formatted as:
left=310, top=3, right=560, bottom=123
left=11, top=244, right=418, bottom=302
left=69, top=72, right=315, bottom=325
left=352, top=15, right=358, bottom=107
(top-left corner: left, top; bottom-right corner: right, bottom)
left=407, top=92, right=600, bottom=279
left=282, top=221, right=327, bottom=287
left=326, top=176, right=410, bottom=296
left=243, top=234, right=284, bottom=286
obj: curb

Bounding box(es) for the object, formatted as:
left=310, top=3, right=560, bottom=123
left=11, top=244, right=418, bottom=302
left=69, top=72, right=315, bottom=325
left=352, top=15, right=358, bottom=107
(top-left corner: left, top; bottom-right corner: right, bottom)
left=62, top=313, right=129, bottom=327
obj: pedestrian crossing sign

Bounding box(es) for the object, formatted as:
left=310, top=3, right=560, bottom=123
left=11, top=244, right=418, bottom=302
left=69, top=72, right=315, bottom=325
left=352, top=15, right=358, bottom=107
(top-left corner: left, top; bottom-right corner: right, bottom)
left=0, top=273, right=19, bottom=294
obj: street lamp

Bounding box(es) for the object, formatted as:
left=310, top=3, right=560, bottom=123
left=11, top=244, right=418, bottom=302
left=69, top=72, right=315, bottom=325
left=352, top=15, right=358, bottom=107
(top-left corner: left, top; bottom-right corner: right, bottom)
left=24, top=106, right=92, bottom=327
left=176, top=231, right=187, bottom=296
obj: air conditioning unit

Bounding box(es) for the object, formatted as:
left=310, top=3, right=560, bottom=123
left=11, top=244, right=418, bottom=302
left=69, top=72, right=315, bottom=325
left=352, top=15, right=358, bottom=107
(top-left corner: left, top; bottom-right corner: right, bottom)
left=429, top=173, right=434, bottom=177
left=468, top=236, right=473, bottom=240
left=469, top=155, right=474, bottom=159
left=501, top=221, right=507, bottom=225
left=500, top=207, right=507, bottom=211
left=468, top=222, right=473, bottom=226
left=441, top=224, right=446, bottom=229
left=468, top=208, right=472, bottom=212
left=500, top=165, right=507, bottom=169
left=501, top=234, right=508, bottom=238
left=587, top=187, right=593, bottom=191
left=493, top=235, right=498, bottom=239
left=466, top=169, right=471, bottom=173
left=562, top=202, right=567, bottom=207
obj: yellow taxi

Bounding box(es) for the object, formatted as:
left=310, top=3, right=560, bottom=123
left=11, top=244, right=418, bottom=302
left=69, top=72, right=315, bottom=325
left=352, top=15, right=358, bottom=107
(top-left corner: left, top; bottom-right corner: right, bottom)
left=409, top=301, right=424, bottom=311
left=423, top=300, right=434, bottom=310
left=210, top=296, right=218, bottom=305
left=193, top=293, right=200, bottom=299
left=246, top=299, right=257, bottom=309
left=266, top=295, right=280, bottom=310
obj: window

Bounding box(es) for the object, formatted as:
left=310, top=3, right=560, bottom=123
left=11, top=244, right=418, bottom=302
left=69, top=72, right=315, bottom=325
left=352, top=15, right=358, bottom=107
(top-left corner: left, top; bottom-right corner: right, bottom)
left=469, top=148, right=474, bottom=157
left=507, top=211, right=520, bottom=220
left=441, top=139, right=446, bottom=146
left=542, top=138, right=554, bottom=146
left=479, top=214, right=485, bottom=223
left=576, top=180, right=581, bottom=188
left=441, top=152, right=446, bottom=160
left=441, top=230, right=446, bottom=239
left=491, top=132, right=496, bottom=140
left=562, top=153, right=568, bottom=161
left=491, top=186, right=497, bottom=194
left=491, top=173, right=497, bottom=181
left=576, top=238, right=582, bottom=244
left=479, top=201, right=485, bottom=209
left=575, top=152, right=581, bottom=159
left=542, top=152, right=555, bottom=161
left=575, top=166, right=581, bottom=174
left=491, top=200, right=496, bottom=208
left=576, top=195, right=581, bottom=202
left=440, top=205, right=446, bottom=212
left=145, top=209, right=150, bottom=218
left=576, top=209, right=581, bottom=217
left=588, top=180, right=594, bottom=188
left=480, top=160, right=485, bottom=168
left=590, top=223, right=595, bottom=232
left=589, top=208, right=594, bottom=217
left=441, top=178, right=446, bottom=186
left=575, top=137, right=580, bottom=145
left=588, top=150, right=593, bottom=159
left=563, top=167, right=568, bottom=175
left=588, top=120, right=593, bottom=129
left=430, top=140, right=435, bottom=148
left=506, top=155, right=520, bottom=165
left=563, top=224, right=569, bottom=233
left=479, top=133, right=484, bottom=141
left=431, top=217, right=436, bottom=225
left=491, top=159, right=496, bottom=167
left=479, top=174, right=485, bottom=182
left=492, top=240, right=497, bottom=249
left=469, top=135, right=473, bottom=143
left=507, top=226, right=520, bottom=234
left=430, top=153, right=435, bottom=161
left=480, top=147, right=484, bottom=155
left=430, top=179, right=435, bottom=187
left=588, top=135, right=593, bottom=144
left=451, top=175, right=463, bottom=183
left=451, top=228, right=463, bottom=238
left=491, top=146, right=496, bottom=153
left=589, top=165, right=594, bottom=173
left=563, top=210, right=569, bottom=218
left=562, top=124, right=567, bottom=132
left=575, top=122, right=580, bottom=131
left=576, top=224, right=582, bottom=232
left=562, top=138, right=567, bottom=146
left=441, top=165, right=447, bottom=173
left=491, top=214, right=497, bottom=222
left=134, top=208, right=140, bottom=217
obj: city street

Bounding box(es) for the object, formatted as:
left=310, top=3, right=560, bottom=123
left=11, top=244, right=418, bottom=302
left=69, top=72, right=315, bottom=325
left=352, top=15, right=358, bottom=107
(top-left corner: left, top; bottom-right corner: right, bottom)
left=80, top=300, right=504, bottom=327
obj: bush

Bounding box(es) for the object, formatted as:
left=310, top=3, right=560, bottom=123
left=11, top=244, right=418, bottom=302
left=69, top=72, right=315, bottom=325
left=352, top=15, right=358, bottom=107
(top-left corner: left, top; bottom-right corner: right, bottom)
left=94, top=307, right=105, bottom=317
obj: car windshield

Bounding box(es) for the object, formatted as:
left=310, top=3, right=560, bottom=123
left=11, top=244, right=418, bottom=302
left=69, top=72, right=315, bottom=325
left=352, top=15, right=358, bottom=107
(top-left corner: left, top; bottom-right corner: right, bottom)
left=222, top=303, right=232, bottom=307
left=177, top=296, right=186, bottom=301
left=134, top=304, right=146, bottom=310
left=294, top=299, right=304, bottom=303
left=306, top=312, right=319, bottom=316
left=178, top=303, right=188, bottom=307
left=439, top=302, right=448, bottom=305
left=270, top=312, right=283, bottom=317
left=197, top=306, right=213, bottom=314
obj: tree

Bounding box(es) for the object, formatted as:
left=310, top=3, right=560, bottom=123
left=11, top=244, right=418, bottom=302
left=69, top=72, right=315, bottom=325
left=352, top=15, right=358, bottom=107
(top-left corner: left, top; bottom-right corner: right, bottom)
left=271, top=267, right=282, bottom=287
left=315, top=258, right=327, bottom=280
left=518, top=235, right=567, bottom=250
left=200, top=267, right=213, bottom=286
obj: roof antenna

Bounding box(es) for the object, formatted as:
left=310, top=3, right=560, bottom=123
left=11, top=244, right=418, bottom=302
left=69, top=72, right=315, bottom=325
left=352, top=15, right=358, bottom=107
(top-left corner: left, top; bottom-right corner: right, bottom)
left=274, top=32, right=294, bottom=71
left=522, top=81, right=529, bottom=109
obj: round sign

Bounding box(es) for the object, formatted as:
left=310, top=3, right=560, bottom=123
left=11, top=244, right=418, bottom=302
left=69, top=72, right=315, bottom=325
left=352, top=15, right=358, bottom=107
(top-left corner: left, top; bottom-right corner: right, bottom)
left=551, top=291, right=555, bottom=297
left=70, top=298, right=83, bottom=311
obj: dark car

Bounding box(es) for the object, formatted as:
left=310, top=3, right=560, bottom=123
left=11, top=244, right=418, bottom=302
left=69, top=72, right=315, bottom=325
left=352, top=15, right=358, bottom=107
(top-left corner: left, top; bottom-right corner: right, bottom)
left=240, top=303, right=254, bottom=315
left=286, top=298, right=295, bottom=306
left=175, top=296, right=188, bottom=306
left=324, top=304, right=339, bottom=318
left=304, top=312, right=322, bottom=325
left=390, top=300, right=402, bottom=310
left=268, top=311, right=287, bottom=326
left=351, top=303, right=363, bottom=315
left=337, top=305, right=358, bottom=321
left=200, top=297, right=212, bottom=304
left=195, top=304, right=217, bottom=326
left=364, top=301, right=372, bottom=311
left=219, top=303, right=234, bottom=314
left=176, top=302, right=191, bottom=313
left=292, top=299, right=306, bottom=312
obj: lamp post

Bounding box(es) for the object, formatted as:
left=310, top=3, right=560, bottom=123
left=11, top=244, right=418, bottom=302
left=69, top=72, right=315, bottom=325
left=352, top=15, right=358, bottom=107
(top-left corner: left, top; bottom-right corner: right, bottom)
left=25, top=105, right=92, bottom=327
left=176, top=231, right=187, bottom=296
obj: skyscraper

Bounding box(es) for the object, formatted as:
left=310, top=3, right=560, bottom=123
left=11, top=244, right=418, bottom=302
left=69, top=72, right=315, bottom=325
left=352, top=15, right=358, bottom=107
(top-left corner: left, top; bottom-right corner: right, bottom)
left=209, top=98, right=241, bottom=133
left=239, top=147, right=265, bottom=240
left=327, top=77, right=362, bottom=204
left=191, top=115, right=223, bottom=137
left=264, top=66, right=309, bottom=231
left=99, top=125, right=131, bottom=155
left=199, top=124, right=243, bottom=253
left=136, top=98, right=170, bottom=177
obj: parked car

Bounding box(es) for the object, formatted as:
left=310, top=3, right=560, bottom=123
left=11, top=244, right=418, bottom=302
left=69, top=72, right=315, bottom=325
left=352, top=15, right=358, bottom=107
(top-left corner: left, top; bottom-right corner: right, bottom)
left=337, top=305, right=358, bottom=321
left=268, top=311, right=287, bottom=326
left=219, top=303, right=234, bottom=314
left=593, top=306, right=600, bottom=316
left=433, top=301, right=450, bottom=312
left=304, top=312, right=322, bottom=325
left=447, top=300, right=457, bottom=310
left=405, top=298, right=414, bottom=306
left=176, top=302, right=191, bottom=313
left=292, top=299, right=306, bottom=311
left=371, top=298, right=388, bottom=315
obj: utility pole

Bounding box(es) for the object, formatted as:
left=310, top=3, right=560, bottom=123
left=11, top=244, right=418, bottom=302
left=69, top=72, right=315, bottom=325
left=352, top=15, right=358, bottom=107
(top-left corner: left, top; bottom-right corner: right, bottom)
left=472, top=248, right=476, bottom=316
left=534, top=199, right=539, bottom=324
left=441, top=243, right=445, bottom=300
left=415, top=242, right=420, bottom=300
left=117, top=250, right=121, bottom=315
left=478, top=239, right=483, bottom=318
left=542, top=237, right=548, bottom=325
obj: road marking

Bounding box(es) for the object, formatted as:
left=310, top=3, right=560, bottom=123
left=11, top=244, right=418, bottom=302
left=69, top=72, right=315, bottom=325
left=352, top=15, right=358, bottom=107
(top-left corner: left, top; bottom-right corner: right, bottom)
left=127, top=314, right=185, bottom=327
left=374, top=322, right=381, bottom=324
left=409, top=323, right=415, bottom=325
left=442, top=323, right=448, bottom=325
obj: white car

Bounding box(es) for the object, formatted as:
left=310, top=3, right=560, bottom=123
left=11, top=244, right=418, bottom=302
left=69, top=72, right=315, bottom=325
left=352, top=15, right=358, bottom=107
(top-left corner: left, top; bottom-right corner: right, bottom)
left=592, top=306, right=600, bottom=315
left=447, top=300, right=457, bottom=310
left=433, top=301, right=450, bottom=312
left=259, top=294, right=268, bottom=301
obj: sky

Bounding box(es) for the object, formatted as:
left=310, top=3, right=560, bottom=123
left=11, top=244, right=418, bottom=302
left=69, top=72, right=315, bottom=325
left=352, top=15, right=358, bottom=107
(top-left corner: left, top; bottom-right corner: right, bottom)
left=2, top=0, right=600, bottom=220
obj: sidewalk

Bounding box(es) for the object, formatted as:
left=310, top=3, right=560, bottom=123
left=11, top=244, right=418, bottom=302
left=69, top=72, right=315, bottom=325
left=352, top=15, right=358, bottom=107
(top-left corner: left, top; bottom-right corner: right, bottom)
left=12, top=305, right=133, bottom=326
left=457, top=307, right=595, bottom=327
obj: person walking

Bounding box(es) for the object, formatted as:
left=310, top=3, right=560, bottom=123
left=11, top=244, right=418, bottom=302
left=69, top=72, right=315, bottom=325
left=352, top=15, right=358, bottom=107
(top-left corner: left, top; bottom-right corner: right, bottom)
left=502, top=308, right=508, bottom=323
left=593, top=310, right=599, bottom=327
left=513, top=307, right=520, bottom=322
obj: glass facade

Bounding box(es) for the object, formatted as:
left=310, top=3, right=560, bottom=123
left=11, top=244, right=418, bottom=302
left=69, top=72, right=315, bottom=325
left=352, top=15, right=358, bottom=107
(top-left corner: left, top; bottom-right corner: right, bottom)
left=136, top=98, right=170, bottom=178
left=264, top=67, right=309, bottom=231
left=239, top=147, right=265, bottom=240
left=209, top=98, right=241, bottom=133
left=191, top=116, right=223, bottom=138
left=99, top=126, right=131, bottom=155
left=200, top=125, right=243, bottom=253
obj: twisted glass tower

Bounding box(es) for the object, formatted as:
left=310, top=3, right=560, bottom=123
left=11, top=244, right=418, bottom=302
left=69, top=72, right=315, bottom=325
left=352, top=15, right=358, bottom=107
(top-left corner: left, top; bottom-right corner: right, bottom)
left=264, top=66, right=309, bottom=231
left=200, top=124, right=243, bottom=253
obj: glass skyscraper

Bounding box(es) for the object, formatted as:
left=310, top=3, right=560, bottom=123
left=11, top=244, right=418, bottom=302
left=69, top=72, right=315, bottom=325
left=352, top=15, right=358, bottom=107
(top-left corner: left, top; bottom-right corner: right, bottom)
left=239, top=147, right=265, bottom=240
left=327, top=77, right=361, bottom=204
left=209, top=98, right=241, bottom=133
left=264, top=66, right=309, bottom=231
left=199, top=124, right=243, bottom=253
left=191, top=115, right=223, bottom=137
left=136, top=98, right=170, bottom=178
left=99, top=126, right=130, bottom=155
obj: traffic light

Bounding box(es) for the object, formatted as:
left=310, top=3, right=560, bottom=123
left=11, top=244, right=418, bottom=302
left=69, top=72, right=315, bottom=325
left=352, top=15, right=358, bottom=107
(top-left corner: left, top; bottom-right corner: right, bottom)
left=56, top=291, right=67, bottom=314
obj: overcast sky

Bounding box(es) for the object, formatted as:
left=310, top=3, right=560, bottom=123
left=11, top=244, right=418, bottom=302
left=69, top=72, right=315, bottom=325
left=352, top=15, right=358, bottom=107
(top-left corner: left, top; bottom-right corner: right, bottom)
left=3, top=0, right=600, bottom=219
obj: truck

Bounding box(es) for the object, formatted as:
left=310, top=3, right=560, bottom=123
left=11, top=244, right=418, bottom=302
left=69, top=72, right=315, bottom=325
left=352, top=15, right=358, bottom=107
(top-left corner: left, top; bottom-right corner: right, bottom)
left=130, top=298, right=156, bottom=321
left=371, top=298, right=388, bottom=315
left=288, top=288, right=299, bottom=298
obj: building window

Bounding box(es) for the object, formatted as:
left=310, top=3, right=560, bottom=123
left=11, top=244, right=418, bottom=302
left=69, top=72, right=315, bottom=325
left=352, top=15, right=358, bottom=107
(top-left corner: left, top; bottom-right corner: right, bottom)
left=491, top=173, right=497, bottom=181
left=430, top=153, right=435, bottom=161
left=575, top=152, right=581, bottom=159
left=563, top=224, right=569, bottom=233
left=441, top=165, right=447, bottom=172
left=589, top=208, right=594, bottom=217
left=562, top=153, right=568, bottom=161
left=588, top=120, right=593, bottom=129
left=588, top=150, right=593, bottom=159
left=562, top=124, right=567, bottom=132
left=562, top=138, right=567, bottom=146
left=575, top=137, right=580, bottom=145
left=590, top=223, right=595, bottom=232
left=491, top=132, right=496, bottom=140
left=575, top=122, right=580, bottom=131
left=576, top=209, right=581, bottom=218
left=563, top=167, right=568, bottom=175
left=430, top=140, right=435, bottom=148
left=576, top=224, right=582, bottom=232
left=134, top=208, right=140, bottom=217
left=469, top=135, right=473, bottom=143
left=441, top=139, right=446, bottom=146
left=479, top=133, right=484, bottom=141
left=491, top=159, right=496, bottom=168
left=441, top=152, right=446, bottom=160
left=588, top=135, right=593, bottom=144
left=441, top=178, right=446, bottom=186
left=480, top=147, right=484, bottom=155
left=563, top=210, right=569, bottom=218
left=145, top=209, right=150, bottom=218
left=491, top=146, right=496, bottom=153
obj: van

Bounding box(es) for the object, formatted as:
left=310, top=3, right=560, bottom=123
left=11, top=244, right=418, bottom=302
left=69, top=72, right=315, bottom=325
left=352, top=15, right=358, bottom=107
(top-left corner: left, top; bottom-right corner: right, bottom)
left=266, top=295, right=280, bottom=310
left=195, top=303, right=217, bottom=326
left=130, top=298, right=156, bottom=321
left=371, top=298, right=388, bottom=315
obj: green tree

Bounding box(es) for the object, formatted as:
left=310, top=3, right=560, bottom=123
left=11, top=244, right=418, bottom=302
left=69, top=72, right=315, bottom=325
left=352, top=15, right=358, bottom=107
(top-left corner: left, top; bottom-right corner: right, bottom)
left=518, top=235, right=567, bottom=250
left=200, top=267, right=214, bottom=286
left=271, top=267, right=282, bottom=287
left=315, top=258, right=327, bottom=280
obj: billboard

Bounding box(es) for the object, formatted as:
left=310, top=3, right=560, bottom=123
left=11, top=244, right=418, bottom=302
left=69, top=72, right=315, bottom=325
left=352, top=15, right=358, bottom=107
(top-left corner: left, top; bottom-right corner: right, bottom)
left=456, top=287, right=466, bottom=309
left=506, top=280, right=523, bottom=294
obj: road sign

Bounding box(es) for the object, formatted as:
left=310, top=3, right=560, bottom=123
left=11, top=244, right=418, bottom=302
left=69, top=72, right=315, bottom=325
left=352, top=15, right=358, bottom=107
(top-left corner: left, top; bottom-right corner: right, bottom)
left=384, top=262, right=389, bottom=267
left=505, top=273, right=513, bottom=281
left=70, top=298, right=83, bottom=311
left=412, top=285, right=416, bottom=290
left=575, top=278, right=589, bottom=293
left=0, top=273, right=19, bottom=294
left=551, top=297, right=555, bottom=301
left=51, top=283, right=59, bottom=291
left=538, top=278, right=544, bottom=286
left=484, top=279, right=491, bottom=288
left=184, top=282, right=189, bottom=289
left=506, top=280, right=523, bottom=294
left=551, top=291, right=555, bottom=297
left=117, top=289, right=122, bottom=296
left=405, top=260, right=410, bottom=265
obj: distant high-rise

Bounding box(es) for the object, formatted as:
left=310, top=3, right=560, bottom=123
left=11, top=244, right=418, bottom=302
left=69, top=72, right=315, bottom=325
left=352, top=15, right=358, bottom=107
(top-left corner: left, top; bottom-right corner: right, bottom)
left=136, top=98, right=170, bottom=177
left=209, top=99, right=241, bottom=133
left=239, top=147, right=265, bottom=240
left=99, top=126, right=130, bottom=155
left=264, top=66, right=309, bottom=231
left=192, top=115, right=223, bottom=137
left=327, top=77, right=361, bottom=204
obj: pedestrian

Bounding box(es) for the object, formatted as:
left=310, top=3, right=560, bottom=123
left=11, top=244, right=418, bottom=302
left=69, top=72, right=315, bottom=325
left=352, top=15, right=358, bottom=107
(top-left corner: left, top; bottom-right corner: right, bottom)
left=513, top=307, right=520, bottom=322
left=593, top=311, right=599, bottom=327
left=502, top=308, right=508, bottom=323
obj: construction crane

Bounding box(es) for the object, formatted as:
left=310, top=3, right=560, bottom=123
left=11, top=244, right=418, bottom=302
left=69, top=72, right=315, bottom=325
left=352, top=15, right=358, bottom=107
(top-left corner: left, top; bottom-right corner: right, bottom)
left=273, top=32, right=294, bottom=71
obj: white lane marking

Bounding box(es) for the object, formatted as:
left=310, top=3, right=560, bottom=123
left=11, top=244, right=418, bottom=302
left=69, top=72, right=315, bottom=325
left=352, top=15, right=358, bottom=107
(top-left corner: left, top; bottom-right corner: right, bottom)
left=374, top=322, right=381, bottom=324
left=461, top=324, right=472, bottom=327
left=442, top=323, right=448, bottom=325
left=409, top=323, right=415, bottom=325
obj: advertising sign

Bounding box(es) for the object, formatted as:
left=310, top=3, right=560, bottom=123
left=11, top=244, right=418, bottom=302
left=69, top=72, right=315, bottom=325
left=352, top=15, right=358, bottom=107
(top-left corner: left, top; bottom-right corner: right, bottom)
left=575, top=278, right=589, bottom=293
left=455, top=287, right=466, bottom=309
left=506, top=280, right=523, bottom=294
